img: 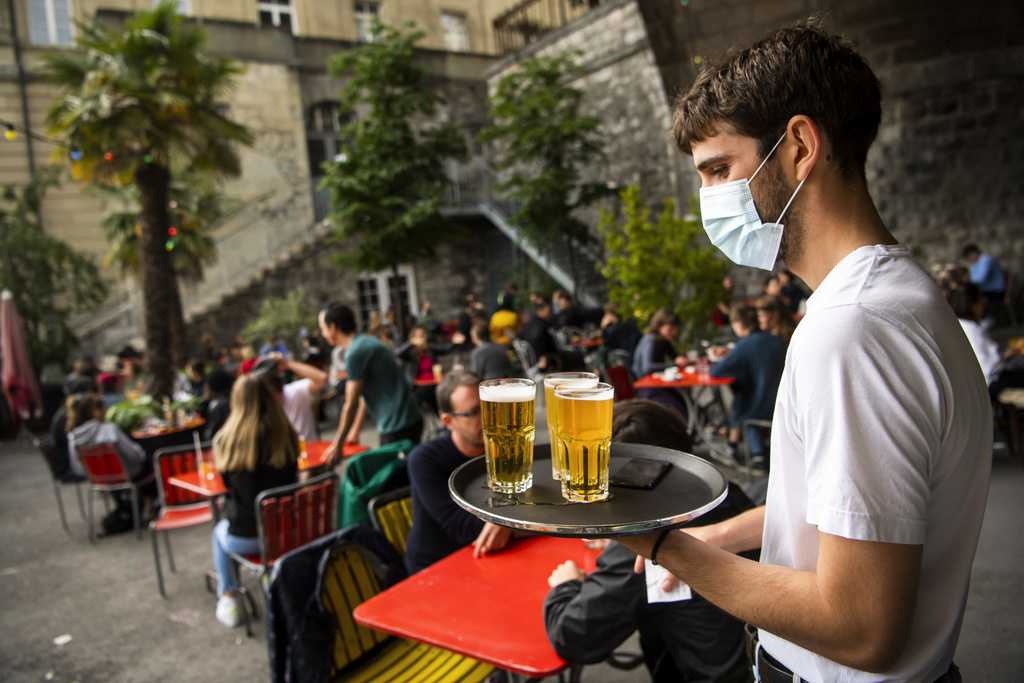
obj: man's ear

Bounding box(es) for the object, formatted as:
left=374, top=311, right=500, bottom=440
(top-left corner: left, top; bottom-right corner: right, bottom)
left=786, top=115, right=822, bottom=183
left=440, top=412, right=454, bottom=431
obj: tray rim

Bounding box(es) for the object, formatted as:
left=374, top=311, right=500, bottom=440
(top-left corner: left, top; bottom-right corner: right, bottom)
left=448, top=443, right=728, bottom=538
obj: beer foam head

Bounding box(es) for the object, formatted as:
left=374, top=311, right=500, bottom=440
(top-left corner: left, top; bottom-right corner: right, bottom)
left=555, top=384, right=614, bottom=401
left=545, top=376, right=598, bottom=389
left=479, top=382, right=536, bottom=402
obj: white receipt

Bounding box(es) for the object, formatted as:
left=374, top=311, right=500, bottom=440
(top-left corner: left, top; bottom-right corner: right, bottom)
left=645, top=562, right=692, bottom=603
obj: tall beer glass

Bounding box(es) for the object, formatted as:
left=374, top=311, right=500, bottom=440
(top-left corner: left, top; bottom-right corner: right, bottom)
left=479, top=378, right=536, bottom=493
left=555, top=383, right=614, bottom=503
left=544, top=372, right=599, bottom=481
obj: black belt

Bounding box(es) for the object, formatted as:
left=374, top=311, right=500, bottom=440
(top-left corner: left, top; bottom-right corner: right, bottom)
left=746, top=625, right=961, bottom=683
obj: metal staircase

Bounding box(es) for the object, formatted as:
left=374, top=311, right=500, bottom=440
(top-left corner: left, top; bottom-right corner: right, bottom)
left=442, top=157, right=606, bottom=308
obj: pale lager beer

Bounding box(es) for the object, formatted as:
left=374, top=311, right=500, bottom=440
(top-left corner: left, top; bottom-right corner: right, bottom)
left=555, top=383, right=614, bottom=502
left=480, top=379, right=536, bottom=493
left=544, top=372, right=598, bottom=481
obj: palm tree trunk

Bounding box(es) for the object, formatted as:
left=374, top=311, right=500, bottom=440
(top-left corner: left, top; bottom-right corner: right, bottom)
left=168, top=276, right=188, bottom=370
left=135, top=163, right=176, bottom=399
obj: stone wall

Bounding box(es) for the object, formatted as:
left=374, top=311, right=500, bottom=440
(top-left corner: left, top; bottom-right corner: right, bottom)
left=652, top=0, right=1024, bottom=286
left=184, top=226, right=488, bottom=353
left=485, top=0, right=696, bottom=230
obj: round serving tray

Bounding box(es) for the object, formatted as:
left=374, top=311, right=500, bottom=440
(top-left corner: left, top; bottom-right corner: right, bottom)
left=449, top=442, right=728, bottom=538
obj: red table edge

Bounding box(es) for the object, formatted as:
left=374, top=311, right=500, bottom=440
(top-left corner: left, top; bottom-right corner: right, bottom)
left=167, top=470, right=227, bottom=497
left=634, top=373, right=735, bottom=389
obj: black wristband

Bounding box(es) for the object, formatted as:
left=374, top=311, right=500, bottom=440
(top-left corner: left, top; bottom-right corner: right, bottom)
left=649, top=528, right=674, bottom=566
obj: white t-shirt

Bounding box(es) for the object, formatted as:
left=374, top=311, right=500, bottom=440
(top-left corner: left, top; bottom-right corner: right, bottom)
left=759, top=245, right=991, bottom=682
left=957, top=318, right=1001, bottom=385
left=282, top=378, right=317, bottom=443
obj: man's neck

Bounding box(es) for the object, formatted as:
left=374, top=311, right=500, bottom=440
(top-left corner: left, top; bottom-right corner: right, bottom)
left=451, top=432, right=484, bottom=458
left=337, top=331, right=356, bottom=350
left=790, top=177, right=896, bottom=291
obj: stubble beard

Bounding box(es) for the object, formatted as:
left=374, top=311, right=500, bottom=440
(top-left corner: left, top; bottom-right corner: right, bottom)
left=754, top=159, right=806, bottom=268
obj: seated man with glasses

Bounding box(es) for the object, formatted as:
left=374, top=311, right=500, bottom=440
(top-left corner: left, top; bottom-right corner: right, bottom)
left=405, top=369, right=519, bottom=574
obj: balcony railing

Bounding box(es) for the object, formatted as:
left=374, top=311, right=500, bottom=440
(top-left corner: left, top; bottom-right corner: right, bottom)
left=493, top=0, right=606, bottom=55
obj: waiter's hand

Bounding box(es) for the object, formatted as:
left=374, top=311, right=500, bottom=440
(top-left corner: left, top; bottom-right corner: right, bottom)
left=473, top=523, right=512, bottom=558
left=548, top=560, right=586, bottom=587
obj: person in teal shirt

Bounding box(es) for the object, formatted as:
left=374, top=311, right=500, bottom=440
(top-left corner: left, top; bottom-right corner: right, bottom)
left=319, top=303, right=422, bottom=466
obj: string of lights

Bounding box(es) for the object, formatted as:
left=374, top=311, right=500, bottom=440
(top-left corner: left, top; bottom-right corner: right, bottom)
left=2, top=116, right=181, bottom=251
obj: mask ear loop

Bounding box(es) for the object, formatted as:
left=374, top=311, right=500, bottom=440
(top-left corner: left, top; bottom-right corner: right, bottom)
left=774, top=170, right=812, bottom=225
left=749, top=131, right=789, bottom=183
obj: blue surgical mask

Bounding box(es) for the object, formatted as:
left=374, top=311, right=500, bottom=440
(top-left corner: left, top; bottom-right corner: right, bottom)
left=698, top=133, right=810, bottom=271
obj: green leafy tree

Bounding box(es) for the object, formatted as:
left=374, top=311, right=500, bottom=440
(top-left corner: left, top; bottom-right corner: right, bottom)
left=599, top=186, right=727, bottom=346
left=40, top=0, right=254, bottom=398
left=477, top=50, right=611, bottom=292
left=0, top=168, right=107, bottom=370
left=96, top=179, right=240, bottom=367
left=241, top=289, right=317, bottom=354
left=321, top=20, right=467, bottom=339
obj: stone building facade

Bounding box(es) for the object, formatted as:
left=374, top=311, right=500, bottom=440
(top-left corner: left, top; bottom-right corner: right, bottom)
left=3, top=0, right=1022, bottom=361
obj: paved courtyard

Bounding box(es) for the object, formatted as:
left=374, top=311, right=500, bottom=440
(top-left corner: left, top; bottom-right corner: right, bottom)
left=0, top=426, right=1022, bottom=682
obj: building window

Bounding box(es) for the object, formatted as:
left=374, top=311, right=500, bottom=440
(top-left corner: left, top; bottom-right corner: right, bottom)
left=356, top=266, right=419, bottom=332
left=258, top=0, right=295, bottom=33
left=27, top=0, right=72, bottom=46
left=305, top=102, right=345, bottom=177
left=441, top=12, right=469, bottom=52
left=354, top=2, right=379, bottom=43
left=154, top=0, right=191, bottom=14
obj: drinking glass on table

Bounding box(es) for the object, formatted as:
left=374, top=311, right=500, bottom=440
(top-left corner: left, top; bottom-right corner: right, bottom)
left=196, top=448, right=216, bottom=481
left=479, top=378, right=536, bottom=493
left=555, top=382, right=614, bottom=503
left=544, top=372, right=599, bottom=481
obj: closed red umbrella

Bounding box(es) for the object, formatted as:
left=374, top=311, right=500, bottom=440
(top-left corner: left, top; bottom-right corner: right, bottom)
left=1, top=289, right=42, bottom=426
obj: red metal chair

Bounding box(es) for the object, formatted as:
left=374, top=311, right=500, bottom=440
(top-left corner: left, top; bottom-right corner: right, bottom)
left=76, top=442, right=156, bottom=543
left=230, top=471, right=341, bottom=636
left=602, top=363, right=637, bottom=401
left=151, top=444, right=216, bottom=598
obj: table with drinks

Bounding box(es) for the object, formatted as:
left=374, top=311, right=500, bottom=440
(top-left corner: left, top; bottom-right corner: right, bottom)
left=635, top=366, right=734, bottom=457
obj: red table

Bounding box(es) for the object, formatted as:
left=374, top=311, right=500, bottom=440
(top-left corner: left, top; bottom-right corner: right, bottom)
left=634, top=371, right=734, bottom=389
left=569, top=338, right=602, bottom=348
left=301, top=440, right=370, bottom=470
left=354, top=535, right=601, bottom=678
left=168, top=470, right=228, bottom=498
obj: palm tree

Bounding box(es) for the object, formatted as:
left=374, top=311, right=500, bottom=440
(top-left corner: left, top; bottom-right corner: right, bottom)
left=97, top=178, right=241, bottom=368
left=41, top=0, right=253, bottom=398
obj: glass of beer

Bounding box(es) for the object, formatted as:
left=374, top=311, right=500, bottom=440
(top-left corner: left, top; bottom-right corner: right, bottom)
left=544, top=372, right=599, bottom=481
left=479, top=378, right=537, bottom=493
left=555, top=382, right=614, bottom=503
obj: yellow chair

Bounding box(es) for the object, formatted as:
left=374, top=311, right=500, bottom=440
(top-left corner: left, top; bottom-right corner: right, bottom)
left=367, top=486, right=413, bottom=559
left=321, top=543, right=494, bottom=682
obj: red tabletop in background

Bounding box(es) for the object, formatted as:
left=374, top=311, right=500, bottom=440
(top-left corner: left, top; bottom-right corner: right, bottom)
left=168, top=470, right=227, bottom=498
left=569, top=338, right=602, bottom=348
left=634, top=372, right=734, bottom=389
left=354, top=535, right=601, bottom=677
left=302, top=440, right=370, bottom=469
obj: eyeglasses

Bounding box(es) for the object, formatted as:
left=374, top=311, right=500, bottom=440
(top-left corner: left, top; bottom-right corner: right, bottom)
left=446, top=406, right=481, bottom=418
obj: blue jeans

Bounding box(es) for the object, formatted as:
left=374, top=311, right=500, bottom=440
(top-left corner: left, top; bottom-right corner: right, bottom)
left=212, top=518, right=260, bottom=595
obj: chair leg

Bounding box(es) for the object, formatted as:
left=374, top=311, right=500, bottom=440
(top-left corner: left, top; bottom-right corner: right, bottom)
left=53, top=482, right=70, bottom=534
left=152, top=527, right=167, bottom=598
left=74, top=483, right=87, bottom=522
left=131, top=486, right=142, bottom=540
left=165, top=532, right=176, bottom=573
left=87, top=489, right=96, bottom=544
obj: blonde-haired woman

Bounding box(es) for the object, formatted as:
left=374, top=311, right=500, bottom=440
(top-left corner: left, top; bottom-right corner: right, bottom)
left=211, top=374, right=299, bottom=628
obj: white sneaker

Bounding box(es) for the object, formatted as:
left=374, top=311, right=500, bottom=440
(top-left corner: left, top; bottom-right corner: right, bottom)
left=216, top=595, right=241, bottom=628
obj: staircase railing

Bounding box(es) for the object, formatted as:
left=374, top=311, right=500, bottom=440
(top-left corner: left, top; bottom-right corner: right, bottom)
left=444, top=157, right=606, bottom=308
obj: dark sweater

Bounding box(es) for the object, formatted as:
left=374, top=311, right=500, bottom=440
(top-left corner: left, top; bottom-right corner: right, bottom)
left=710, top=329, right=786, bottom=425
left=405, top=432, right=484, bottom=574
left=222, top=464, right=297, bottom=538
